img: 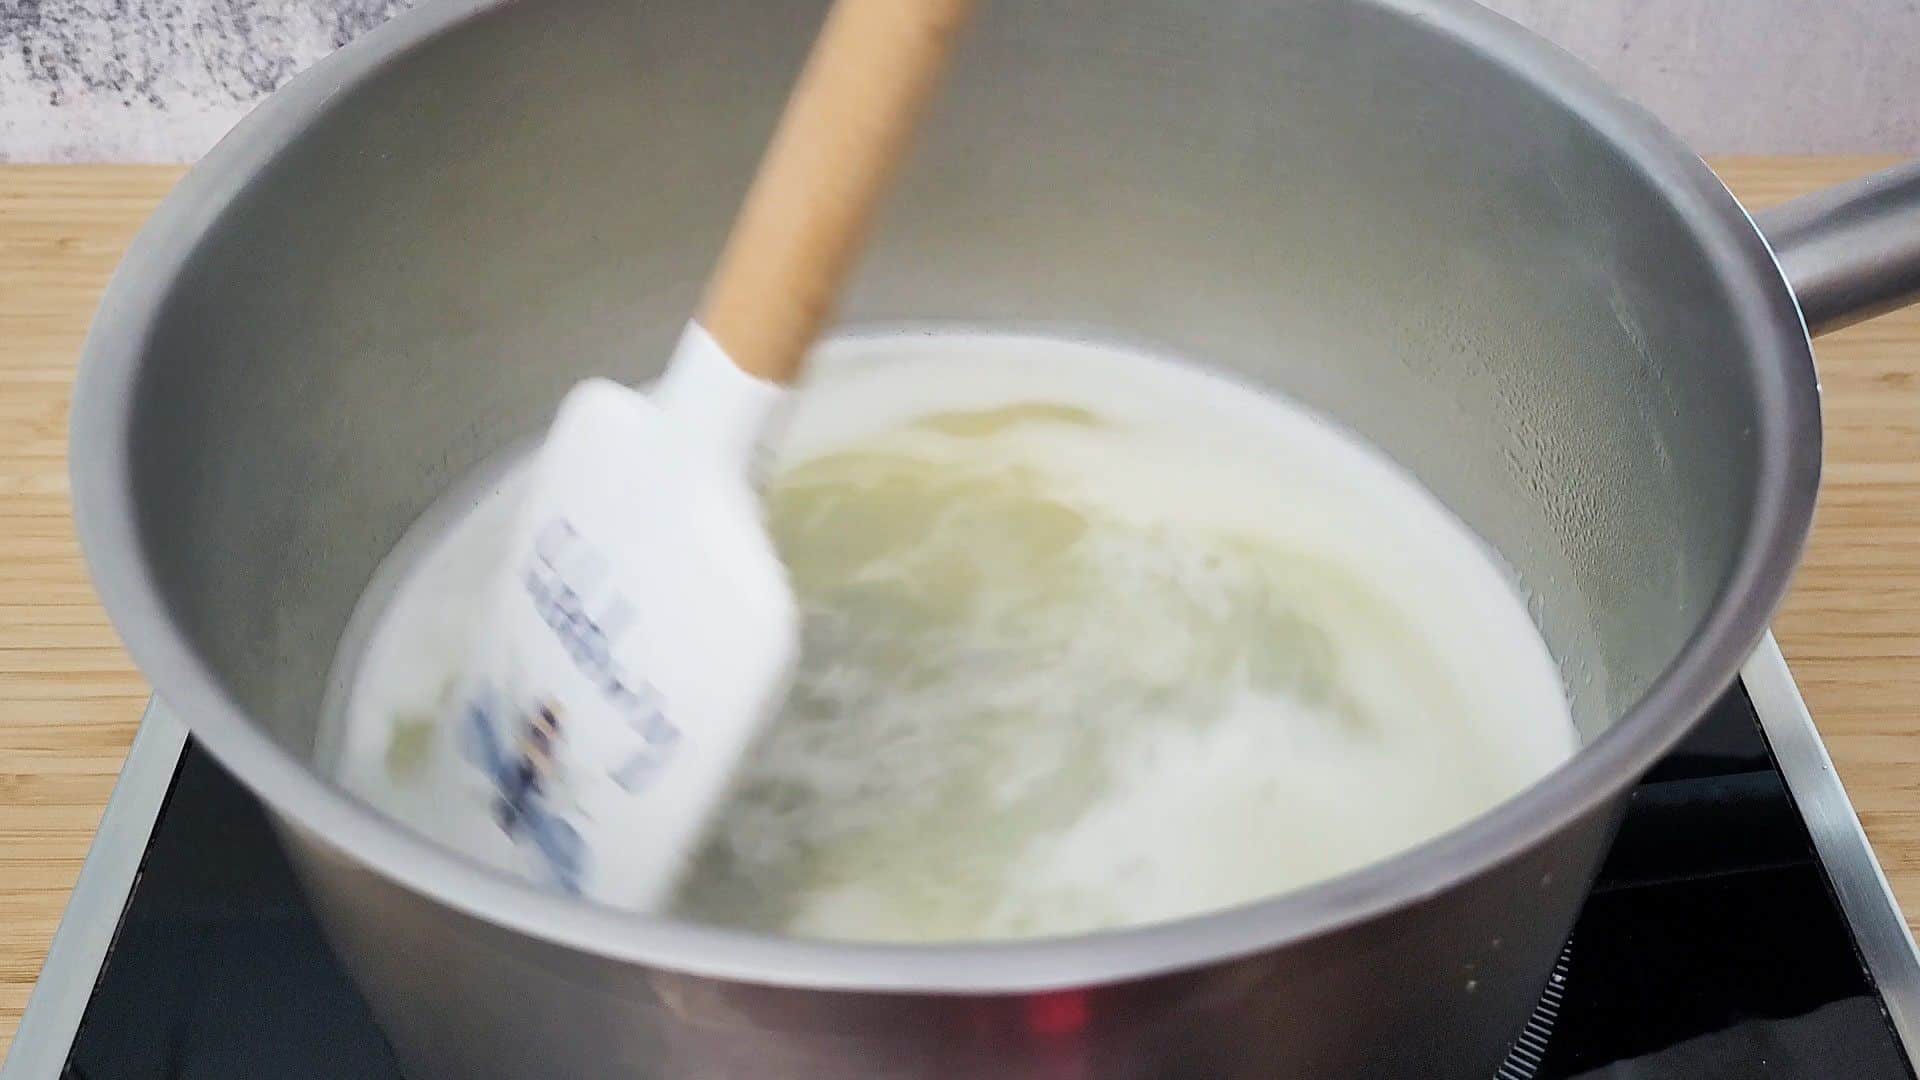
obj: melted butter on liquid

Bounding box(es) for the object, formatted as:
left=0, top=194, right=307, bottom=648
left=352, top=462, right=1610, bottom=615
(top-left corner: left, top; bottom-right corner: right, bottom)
left=328, top=334, right=1576, bottom=942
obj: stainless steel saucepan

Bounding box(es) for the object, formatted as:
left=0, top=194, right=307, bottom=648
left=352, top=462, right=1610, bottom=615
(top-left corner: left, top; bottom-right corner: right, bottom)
left=68, top=0, right=1920, bottom=1075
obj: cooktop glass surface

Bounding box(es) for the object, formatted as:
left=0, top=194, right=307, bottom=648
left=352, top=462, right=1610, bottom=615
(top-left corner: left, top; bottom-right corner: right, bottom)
left=58, top=683, right=1915, bottom=1079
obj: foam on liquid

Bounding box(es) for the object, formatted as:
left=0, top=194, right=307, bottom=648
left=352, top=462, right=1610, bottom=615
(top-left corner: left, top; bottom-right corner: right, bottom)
left=324, top=334, right=1576, bottom=941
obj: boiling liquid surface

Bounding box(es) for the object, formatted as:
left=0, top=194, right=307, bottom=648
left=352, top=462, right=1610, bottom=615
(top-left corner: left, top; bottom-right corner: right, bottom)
left=326, top=334, right=1575, bottom=941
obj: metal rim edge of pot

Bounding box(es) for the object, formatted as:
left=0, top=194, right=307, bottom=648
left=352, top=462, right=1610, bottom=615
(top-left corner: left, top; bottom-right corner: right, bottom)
left=65, top=0, right=1819, bottom=993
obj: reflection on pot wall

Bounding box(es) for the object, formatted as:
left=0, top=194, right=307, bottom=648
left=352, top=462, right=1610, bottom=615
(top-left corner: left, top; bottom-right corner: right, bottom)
left=2, top=0, right=1918, bottom=161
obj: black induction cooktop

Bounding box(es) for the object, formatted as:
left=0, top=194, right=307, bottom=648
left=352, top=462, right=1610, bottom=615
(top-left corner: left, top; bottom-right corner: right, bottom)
left=1524, top=684, right=1915, bottom=1078
left=9, top=644, right=1920, bottom=1079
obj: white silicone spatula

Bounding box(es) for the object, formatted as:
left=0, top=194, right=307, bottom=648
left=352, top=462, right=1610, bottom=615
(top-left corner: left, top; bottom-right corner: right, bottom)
left=452, top=0, right=975, bottom=909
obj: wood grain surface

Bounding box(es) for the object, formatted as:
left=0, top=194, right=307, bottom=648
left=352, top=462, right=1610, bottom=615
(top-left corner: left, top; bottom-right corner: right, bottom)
left=0, top=158, right=1916, bottom=1059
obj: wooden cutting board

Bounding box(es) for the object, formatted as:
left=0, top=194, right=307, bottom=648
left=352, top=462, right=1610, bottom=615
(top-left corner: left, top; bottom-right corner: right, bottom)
left=1, top=158, right=1917, bottom=1057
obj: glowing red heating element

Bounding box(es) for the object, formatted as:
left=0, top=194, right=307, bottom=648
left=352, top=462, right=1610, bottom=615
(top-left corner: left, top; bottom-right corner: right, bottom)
left=1022, top=990, right=1091, bottom=1037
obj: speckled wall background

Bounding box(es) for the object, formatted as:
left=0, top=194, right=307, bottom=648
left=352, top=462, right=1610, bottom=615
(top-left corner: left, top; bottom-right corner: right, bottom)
left=2, top=0, right=407, bottom=159
left=3, top=0, right=1918, bottom=161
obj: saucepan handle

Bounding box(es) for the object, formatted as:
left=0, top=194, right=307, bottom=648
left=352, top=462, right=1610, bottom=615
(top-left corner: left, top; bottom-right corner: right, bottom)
left=1753, top=159, right=1920, bottom=337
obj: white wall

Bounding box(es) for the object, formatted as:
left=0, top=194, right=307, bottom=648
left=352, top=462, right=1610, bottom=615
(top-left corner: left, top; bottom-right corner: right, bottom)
left=2, top=0, right=1918, bottom=161
left=1482, top=0, right=1920, bottom=154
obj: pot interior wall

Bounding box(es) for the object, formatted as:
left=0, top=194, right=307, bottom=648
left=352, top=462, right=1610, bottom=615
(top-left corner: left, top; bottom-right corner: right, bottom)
left=127, top=0, right=1762, bottom=760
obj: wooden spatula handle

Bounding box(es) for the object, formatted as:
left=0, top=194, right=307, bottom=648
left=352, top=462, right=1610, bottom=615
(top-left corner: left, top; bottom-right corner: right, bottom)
left=697, top=0, right=976, bottom=384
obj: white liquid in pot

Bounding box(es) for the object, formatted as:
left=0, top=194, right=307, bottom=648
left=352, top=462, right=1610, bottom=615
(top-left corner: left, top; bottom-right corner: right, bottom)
left=323, top=334, right=1576, bottom=941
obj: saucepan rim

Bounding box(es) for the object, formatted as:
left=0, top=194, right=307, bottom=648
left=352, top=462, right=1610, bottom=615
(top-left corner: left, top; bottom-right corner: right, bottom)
left=67, top=0, right=1820, bottom=993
